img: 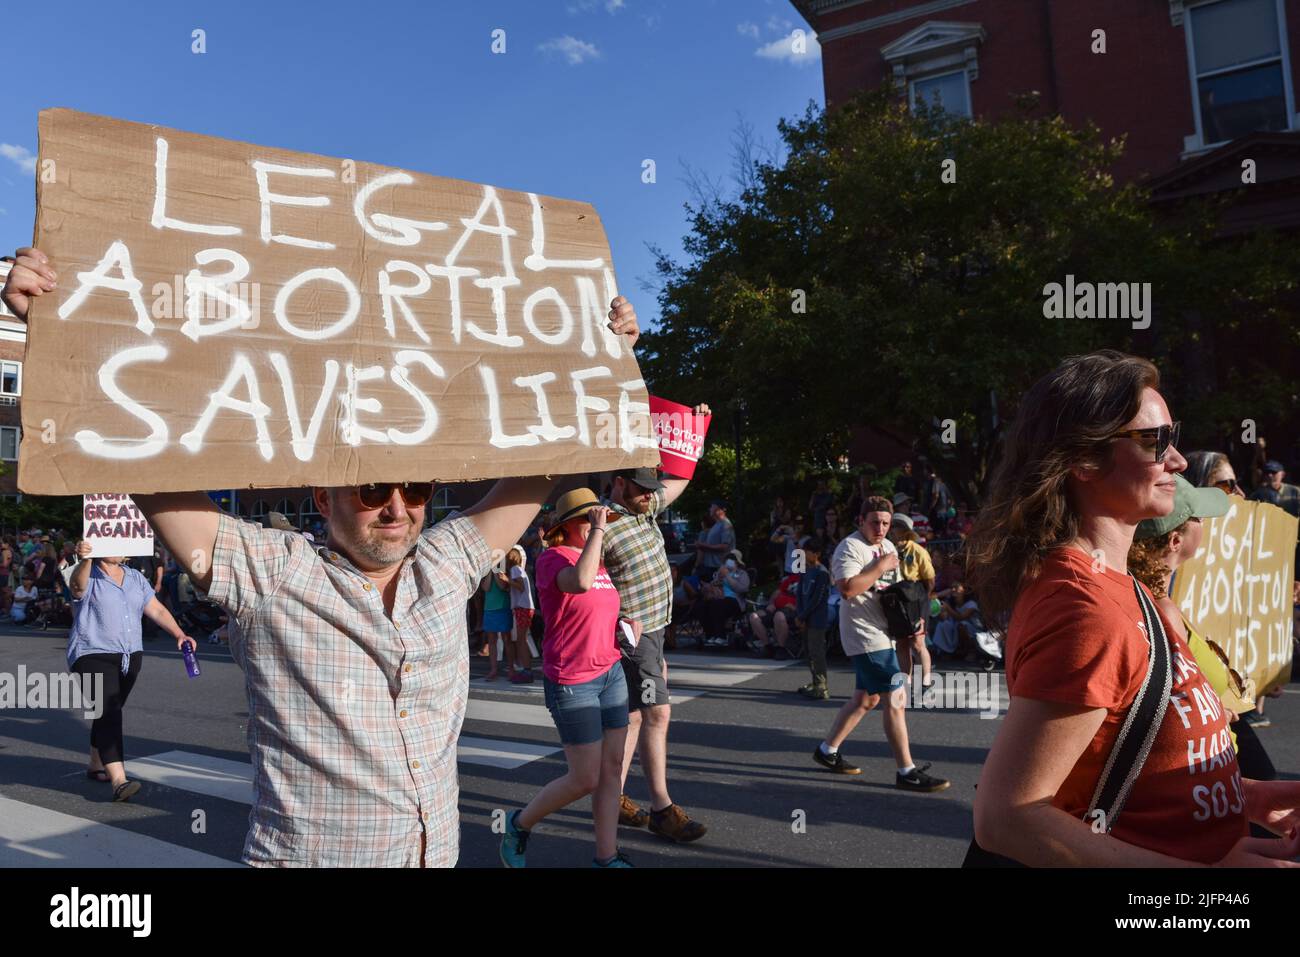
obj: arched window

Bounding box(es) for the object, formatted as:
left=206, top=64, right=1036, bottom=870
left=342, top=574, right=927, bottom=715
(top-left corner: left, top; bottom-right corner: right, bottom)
left=273, top=499, right=297, bottom=527
left=250, top=501, right=268, bottom=526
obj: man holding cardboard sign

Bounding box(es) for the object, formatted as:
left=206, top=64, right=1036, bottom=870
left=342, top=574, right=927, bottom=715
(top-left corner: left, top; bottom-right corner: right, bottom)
left=5, top=108, right=663, bottom=866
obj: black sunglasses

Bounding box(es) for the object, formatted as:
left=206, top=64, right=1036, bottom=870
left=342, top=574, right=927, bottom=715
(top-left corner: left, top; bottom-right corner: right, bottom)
left=1109, top=421, right=1181, bottom=463
left=353, top=482, right=435, bottom=509
left=1212, top=477, right=1240, bottom=493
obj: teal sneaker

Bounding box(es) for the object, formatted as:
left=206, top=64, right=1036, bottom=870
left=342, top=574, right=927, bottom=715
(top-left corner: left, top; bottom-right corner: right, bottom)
left=500, top=809, right=529, bottom=868
left=592, top=851, right=634, bottom=868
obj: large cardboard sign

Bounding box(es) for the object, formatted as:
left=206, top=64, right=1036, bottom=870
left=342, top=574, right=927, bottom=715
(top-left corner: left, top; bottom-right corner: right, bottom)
left=1170, top=499, right=1297, bottom=697
left=83, top=494, right=155, bottom=558
left=648, top=395, right=711, bottom=479
left=20, top=110, right=658, bottom=494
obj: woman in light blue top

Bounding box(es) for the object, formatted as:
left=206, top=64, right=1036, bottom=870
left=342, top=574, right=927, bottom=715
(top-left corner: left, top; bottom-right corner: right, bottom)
left=68, top=540, right=197, bottom=802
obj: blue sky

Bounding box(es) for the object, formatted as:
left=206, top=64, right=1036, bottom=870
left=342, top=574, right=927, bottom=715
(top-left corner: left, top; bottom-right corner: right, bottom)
left=0, top=0, right=823, bottom=328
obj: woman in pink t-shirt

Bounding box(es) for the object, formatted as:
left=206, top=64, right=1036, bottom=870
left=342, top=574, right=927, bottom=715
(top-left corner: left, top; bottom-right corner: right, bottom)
left=499, top=488, right=632, bottom=868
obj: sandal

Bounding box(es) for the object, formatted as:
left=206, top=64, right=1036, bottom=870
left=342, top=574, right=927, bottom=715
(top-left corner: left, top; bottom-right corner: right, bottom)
left=86, top=769, right=110, bottom=782
left=113, top=780, right=141, bottom=802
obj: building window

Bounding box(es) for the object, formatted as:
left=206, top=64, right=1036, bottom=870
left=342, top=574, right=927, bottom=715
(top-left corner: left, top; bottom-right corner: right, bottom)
left=881, top=21, right=986, bottom=118
left=271, top=498, right=297, bottom=529
left=300, top=496, right=323, bottom=530
left=1186, top=0, right=1295, bottom=147
left=0, top=361, right=19, bottom=397
left=250, top=501, right=268, bottom=526
left=911, top=70, right=971, bottom=118
left=0, top=427, right=19, bottom=462
left=429, top=487, right=459, bottom=525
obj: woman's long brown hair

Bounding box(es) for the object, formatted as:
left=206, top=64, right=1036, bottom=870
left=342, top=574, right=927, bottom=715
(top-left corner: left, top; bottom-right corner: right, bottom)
left=965, top=350, right=1160, bottom=625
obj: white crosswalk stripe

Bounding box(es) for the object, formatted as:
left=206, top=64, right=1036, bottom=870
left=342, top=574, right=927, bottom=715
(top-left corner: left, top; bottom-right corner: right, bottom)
left=0, top=795, right=241, bottom=868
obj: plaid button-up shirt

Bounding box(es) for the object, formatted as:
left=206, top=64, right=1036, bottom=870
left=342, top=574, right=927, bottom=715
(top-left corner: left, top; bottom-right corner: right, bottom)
left=207, top=510, right=490, bottom=867
left=600, top=488, right=672, bottom=631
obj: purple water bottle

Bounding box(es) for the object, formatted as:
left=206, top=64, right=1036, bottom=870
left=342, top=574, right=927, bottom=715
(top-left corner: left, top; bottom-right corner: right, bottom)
left=182, top=640, right=201, bottom=679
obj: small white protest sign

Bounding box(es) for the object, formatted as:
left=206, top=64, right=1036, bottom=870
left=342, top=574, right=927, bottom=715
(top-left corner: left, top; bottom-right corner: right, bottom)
left=83, top=493, right=156, bottom=557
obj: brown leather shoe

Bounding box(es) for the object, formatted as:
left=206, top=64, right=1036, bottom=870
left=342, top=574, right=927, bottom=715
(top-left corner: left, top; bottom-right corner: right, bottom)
left=648, top=803, right=707, bottom=843
left=619, top=794, right=649, bottom=828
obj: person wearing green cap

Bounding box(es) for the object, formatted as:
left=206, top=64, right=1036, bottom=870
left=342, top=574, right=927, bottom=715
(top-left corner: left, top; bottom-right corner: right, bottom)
left=1128, top=475, right=1276, bottom=787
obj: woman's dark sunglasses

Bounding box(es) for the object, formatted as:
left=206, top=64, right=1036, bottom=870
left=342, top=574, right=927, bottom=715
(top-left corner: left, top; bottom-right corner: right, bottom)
left=354, top=482, right=435, bottom=509
left=1109, top=421, right=1181, bottom=463
left=1212, top=477, right=1241, bottom=493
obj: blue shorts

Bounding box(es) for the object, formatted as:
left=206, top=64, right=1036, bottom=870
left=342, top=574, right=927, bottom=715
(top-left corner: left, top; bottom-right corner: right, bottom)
left=543, top=663, right=630, bottom=746
left=482, top=607, right=512, bottom=634
left=852, top=649, right=905, bottom=695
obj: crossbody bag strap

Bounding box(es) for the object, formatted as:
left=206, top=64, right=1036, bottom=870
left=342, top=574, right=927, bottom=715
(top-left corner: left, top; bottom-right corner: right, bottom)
left=1086, top=576, right=1174, bottom=831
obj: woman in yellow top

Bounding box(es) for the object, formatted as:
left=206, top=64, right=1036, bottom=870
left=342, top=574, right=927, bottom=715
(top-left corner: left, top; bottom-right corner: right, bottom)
left=1127, top=475, right=1272, bottom=780
left=888, top=513, right=934, bottom=688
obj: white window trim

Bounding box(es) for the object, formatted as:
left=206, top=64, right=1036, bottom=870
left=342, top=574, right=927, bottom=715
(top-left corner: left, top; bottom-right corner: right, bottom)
left=0, top=360, right=21, bottom=397
left=881, top=20, right=986, bottom=102
left=1181, top=0, right=1297, bottom=154
left=0, top=426, right=19, bottom=462
left=909, top=68, right=973, bottom=118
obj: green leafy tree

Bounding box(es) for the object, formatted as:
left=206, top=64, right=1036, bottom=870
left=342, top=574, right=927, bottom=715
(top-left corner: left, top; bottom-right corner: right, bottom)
left=639, top=90, right=1300, bottom=505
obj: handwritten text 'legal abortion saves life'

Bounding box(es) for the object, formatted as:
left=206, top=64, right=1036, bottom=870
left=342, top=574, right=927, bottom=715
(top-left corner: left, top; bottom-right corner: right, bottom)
left=20, top=111, right=658, bottom=494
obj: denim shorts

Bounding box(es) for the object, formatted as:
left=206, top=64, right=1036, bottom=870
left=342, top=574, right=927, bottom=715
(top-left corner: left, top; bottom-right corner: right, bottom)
left=852, top=648, right=904, bottom=694
left=543, top=663, right=630, bottom=745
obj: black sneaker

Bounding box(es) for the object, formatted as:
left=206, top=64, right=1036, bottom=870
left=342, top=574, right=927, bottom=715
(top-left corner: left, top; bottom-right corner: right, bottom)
left=896, top=762, right=950, bottom=793
left=1242, top=711, right=1270, bottom=729
left=812, top=747, right=860, bottom=774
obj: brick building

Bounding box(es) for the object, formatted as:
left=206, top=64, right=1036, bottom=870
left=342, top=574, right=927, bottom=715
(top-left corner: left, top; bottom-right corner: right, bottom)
left=793, top=0, right=1300, bottom=188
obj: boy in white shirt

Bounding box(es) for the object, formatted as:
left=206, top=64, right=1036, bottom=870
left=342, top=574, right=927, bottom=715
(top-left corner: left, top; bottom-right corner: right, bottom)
left=811, top=496, right=949, bottom=792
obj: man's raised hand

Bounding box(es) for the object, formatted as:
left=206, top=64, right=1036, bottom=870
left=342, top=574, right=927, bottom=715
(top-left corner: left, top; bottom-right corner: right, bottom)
left=607, top=296, right=639, bottom=349
left=1, top=247, right=57, bottom=322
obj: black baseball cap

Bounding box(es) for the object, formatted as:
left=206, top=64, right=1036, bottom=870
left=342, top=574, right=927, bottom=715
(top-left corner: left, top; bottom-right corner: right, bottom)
left=619, top=467, right=665, bottom=492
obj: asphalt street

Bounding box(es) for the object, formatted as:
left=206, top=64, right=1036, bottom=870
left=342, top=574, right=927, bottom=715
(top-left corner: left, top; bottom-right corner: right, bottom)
left=2, top=621, right=1297, bottom=868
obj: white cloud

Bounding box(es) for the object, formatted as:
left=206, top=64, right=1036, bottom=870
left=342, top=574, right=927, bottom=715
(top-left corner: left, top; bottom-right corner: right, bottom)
left=766, top=14, right=793, bottom=33
left=737, top=21, right=760, bottom=40
left=0, top=144, right=37, bottom=175
left=538, top=35, right=602, bottom=65
left=566, top=0, right=626, bottom=13
left=756, top=30, right=822, bottom=65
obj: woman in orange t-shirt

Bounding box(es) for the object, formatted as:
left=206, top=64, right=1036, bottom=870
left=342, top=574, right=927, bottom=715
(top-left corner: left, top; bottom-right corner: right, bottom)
left=965, top=350, right=1300, bottom=867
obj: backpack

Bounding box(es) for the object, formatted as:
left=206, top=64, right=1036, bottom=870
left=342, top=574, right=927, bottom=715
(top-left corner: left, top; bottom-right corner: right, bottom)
left=880, top=579, right=929, bottom=640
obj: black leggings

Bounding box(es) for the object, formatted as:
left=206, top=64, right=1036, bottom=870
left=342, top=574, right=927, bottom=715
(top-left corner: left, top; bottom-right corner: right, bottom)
left=72, top=652, right=143, bottom=765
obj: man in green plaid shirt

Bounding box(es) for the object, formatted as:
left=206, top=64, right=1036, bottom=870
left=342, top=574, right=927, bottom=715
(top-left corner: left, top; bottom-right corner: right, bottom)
left=602, top=405, right=710, bottom=844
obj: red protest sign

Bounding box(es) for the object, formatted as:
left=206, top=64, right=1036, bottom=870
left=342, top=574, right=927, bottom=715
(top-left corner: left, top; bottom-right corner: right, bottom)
left=648, top=396, right=711, bottom=479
